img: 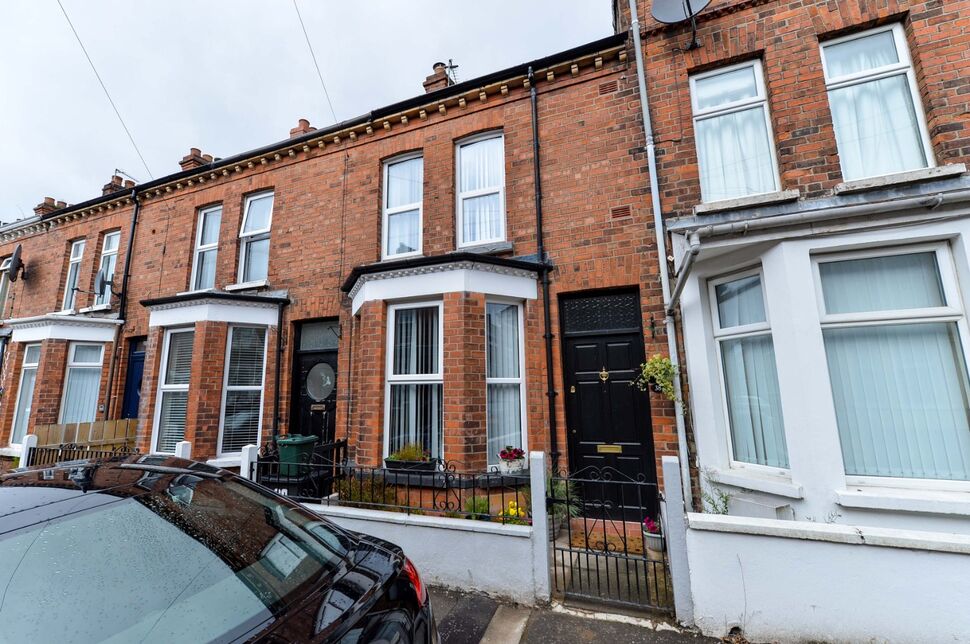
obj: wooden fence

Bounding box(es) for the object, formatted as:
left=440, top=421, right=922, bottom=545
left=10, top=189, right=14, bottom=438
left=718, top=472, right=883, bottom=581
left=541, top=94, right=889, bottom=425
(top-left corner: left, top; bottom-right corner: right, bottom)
left=32, top=419, right=138, bottom=449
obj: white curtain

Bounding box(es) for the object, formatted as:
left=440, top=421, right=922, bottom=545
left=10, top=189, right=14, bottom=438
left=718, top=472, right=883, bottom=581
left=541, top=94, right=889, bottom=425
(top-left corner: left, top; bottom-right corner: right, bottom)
left=11, top=367, right=37, bottom=443
left=825, top=323, right=970, bottom=480
left=61, top=367, right=101, bottom=424
left=825, top=32, right=926, bottom=180
left=460, top=136, right=503, bottom=243
left=243, top=236, right=269, bottom=282
left=721, top=335, right=789, bottom=468
left=819, top=252, right=944, bottom=314
left=389, top=384, right=442, bottom=459
left=387, top=210, right=420, bottom=256
left=486, top=303, right=522, bottom=465
left=387, top=157, right=422, bottom=208
left=715, top=275, right=766, bottom=328
left=696, top=106, right=776, bottom=203
left=392, top=307, right=438, bottom=375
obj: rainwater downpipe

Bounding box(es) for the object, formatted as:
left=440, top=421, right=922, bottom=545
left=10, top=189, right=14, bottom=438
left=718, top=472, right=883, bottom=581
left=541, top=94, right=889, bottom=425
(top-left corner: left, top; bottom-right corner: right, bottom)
left=528, top=65, right=561, bottom=472
left=103, top=189, right=141, bottom=420
left=272, top=299, right=287, bottom=446
left=629, top=0, right=694, bottom=508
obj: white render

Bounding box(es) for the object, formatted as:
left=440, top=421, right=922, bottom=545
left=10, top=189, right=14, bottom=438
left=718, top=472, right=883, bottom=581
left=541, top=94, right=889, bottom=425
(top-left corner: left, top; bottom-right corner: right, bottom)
left=5, top=313, right=123, bottom=343
left=677, top=208, right=970, bottom=533
left=145, top=298, right=279, bottom=327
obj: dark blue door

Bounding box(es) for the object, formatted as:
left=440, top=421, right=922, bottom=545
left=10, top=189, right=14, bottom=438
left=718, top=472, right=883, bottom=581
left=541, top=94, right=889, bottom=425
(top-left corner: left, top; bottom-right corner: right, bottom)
left=122, top=338, right=146, bottom=419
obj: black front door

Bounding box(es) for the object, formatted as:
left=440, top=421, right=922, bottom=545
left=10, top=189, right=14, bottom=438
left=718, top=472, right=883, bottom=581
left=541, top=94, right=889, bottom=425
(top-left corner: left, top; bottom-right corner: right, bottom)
left=121, top=338, right=146, bottom=419
left=291, top=321, right=340, bottom=444
left=561, top=290, right=657, bottom=519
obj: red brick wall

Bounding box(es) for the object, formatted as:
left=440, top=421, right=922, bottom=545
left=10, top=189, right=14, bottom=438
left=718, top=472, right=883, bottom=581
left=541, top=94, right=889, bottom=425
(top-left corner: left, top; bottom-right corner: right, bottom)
left=30, top=340, right=68, bottom=426
left=442, top=291, right=487, bottom=470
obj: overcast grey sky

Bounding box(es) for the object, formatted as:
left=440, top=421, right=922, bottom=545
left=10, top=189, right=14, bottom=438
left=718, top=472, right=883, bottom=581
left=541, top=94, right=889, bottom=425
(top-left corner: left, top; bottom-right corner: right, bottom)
left=0, top=1, right=612, bottom=220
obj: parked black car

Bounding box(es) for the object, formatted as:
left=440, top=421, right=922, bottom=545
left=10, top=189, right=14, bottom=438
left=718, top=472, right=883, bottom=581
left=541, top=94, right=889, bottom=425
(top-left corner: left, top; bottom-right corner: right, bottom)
left=0, top=455, right=438, bottom=643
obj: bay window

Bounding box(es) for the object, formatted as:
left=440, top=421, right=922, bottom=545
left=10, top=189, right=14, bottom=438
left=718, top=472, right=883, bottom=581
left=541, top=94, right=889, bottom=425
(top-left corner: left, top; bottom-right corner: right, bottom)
left=820, top=24, right=933, bottom=181
left=154, top=329, right=195, bottom=453
left=219, top=326, right=267, bottom=455
left=62, top=239, right=85, bottom=311
left=710, top=269, right=789, bottom=469
left=10, top=344, right=40, bottom=444
left=94, top=232, right=120, bottom=306
left=191, top=205, right=222, bottom=291
left=456, top=133, right=505, bottom=247
left=690, top=60, right=780, bottom=203
left=383, top=154, right=423, bottom=259
left=238, top=192, right=273, bottom=284
left=816, top=245, right=970, bottom=481
left=59, top=343, right=104, bottom=424
left=385, top=303, right=442, bottom=460
left=486, top=301, right=526, bottom=467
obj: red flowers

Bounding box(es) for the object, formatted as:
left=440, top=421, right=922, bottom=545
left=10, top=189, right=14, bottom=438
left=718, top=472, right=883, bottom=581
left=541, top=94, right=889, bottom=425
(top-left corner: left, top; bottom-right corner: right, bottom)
left=498, top=446, right=525, bottom=462
left=642, top=517, right=660, bottom=534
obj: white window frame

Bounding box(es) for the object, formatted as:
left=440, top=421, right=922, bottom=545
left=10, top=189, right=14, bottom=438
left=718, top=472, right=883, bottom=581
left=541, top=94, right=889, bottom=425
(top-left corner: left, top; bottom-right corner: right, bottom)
left=382, top=153, right=424, bottom=260
left=383, top=300, right=445, bottom=459
left=485, top=299, right=528, bottom=467
left=94, top=231, right=121, bottom=307
left=217, top=325, right=268, bottom=457
left=0, top=257, right=11, bottom=319
left=190, top=205, right=222, bottom=292
left=455, top=132, right=506, bottom=248
left=819, top=23, right=935, bottom=181
left=812, top=242, right=970, bottom=491
left=151, top=328, right=194, bottom=454
left=61, top=239, right=86, bottom=312
left=237, top=191, right=274, bottom=285
left=10, top=343, right=40, bottom=445
left=58, top=342, right=104, bottom=424
left=689, top=59, right=781, bottom=203
left=708, top=266, right=790, bottom=475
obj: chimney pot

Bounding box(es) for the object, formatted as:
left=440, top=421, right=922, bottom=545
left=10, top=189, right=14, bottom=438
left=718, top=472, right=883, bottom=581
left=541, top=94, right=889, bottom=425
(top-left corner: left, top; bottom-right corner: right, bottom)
left=34, top=196, right=60, bottom=216
left=179, top=148, right=208, bottom=171
left=123, top=179, right=135, bottom=189
left=423, top=62, right=453, bottom=94
left=55, top=200, right=67, bottom=209
left=289, top=118, right=316, bottom=138
left=202, top=153, right=213, bottom=163
left=102, top=174, right=126, bottom=196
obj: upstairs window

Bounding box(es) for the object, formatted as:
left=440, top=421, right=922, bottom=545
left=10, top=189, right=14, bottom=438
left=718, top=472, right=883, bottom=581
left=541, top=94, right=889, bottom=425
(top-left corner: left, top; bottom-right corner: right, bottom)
left=60, top=343, right=104, bottom=424
left=710, top=269, right=789, bottom=469
left=191, top=205, right=222, bottom=291
left=238, top=192, right=273, bottom=284
left=154, top=329, right=195, bottom=453
left=219, top=326, right=267, bottom=455
left=382, top=154, right=423, bottom=259
left=690, top=60, right=780, bottom=203
left=457, top=133, right=505, bottom=247
left=94, top=231, right=120, bottom=306
left=62, top=239, right=86, bottom=311
left=0, top=257, right=11, bottom=318
left=820, top=24, right=933, bottom=181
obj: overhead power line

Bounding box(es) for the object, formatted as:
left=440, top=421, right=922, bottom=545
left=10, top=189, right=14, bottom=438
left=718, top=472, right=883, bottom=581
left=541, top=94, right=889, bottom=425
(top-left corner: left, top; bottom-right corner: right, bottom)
left=292, top=0, right=338, bottom=125
left=56, top=0, right=153, bottom=179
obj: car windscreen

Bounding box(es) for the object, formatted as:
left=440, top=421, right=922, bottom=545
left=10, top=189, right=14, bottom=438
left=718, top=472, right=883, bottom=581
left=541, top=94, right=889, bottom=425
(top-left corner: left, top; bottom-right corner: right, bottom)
left=0, top=475, right=353, bottom=643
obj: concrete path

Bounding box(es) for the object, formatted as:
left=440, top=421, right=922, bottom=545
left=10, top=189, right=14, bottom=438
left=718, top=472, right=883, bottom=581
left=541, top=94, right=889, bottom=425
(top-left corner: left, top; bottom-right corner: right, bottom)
left=431, top=587, right=715, bottom=644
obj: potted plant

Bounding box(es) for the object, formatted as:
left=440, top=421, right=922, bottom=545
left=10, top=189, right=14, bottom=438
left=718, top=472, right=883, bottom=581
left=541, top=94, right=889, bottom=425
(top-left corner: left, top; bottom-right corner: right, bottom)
left=497, top=445, right=526, bottom=474
left=497, top=500, right=529, bottom=525
left=642, top=516, right=664, bottom=561
left=463, top=495, right=491, bottom=521
left=631, top=354, right=679, bottom=402
left=384, top=443, right=437, bottom=472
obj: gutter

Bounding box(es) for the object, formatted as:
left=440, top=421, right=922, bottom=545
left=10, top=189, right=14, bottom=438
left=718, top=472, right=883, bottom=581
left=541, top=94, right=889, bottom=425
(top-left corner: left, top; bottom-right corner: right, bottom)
left=629, top=0, right=694, bottom=508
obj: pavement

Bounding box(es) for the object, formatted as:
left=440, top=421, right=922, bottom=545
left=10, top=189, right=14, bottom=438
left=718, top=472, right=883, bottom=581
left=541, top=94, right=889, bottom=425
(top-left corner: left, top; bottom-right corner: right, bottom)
left=430, top=586, right=716, bottom=644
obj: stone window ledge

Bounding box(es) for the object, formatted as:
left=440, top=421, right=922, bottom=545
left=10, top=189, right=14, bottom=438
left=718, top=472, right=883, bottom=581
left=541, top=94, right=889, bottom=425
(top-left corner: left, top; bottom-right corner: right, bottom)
left=224, top=279, right=269, bottom=292
left=693, top=190, right=800, bottom=216
left=837, top=486, right=970, bottom=517
left=834, top=164, right=967, bottom=195
left=453, top=240, right=514, bottom=255
left=710, top=467, right=804, bottom=499
left=206, top=456, right=241, bottom=469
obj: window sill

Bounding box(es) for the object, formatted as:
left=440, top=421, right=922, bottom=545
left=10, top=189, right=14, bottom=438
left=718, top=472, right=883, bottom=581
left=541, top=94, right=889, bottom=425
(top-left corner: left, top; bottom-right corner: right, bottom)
left=837, top=486, right=970, bottom=516
left=176, top=288, right=216, bottom=297
left=0, top=445, right=23, bottom=457
left=78, top=304, right=111, bottom=313
left=454, top=240, right=514, bottom=256
left=693, top=190, right=800, bottom=216
left=381, top=252, right=423, bottom=263
left=206, top=456, right=241, bottom=469
left=224, top=280, right=268, bottom=292
left=834, top=164, right=967, bottom=195
left=710, top=467, right=804, bottom=499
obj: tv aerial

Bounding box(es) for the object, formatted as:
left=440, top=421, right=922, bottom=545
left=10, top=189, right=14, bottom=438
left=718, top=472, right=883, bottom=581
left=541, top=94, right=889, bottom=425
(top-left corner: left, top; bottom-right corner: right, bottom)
left=652, top=0, right=712, bottom=51
left=7, top=244, right=26, bottom=282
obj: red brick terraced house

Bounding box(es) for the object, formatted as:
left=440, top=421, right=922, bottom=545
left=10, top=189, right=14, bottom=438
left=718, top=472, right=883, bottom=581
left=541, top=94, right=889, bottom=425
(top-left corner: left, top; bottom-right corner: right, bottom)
left=0, top=32, right=679, bottom=491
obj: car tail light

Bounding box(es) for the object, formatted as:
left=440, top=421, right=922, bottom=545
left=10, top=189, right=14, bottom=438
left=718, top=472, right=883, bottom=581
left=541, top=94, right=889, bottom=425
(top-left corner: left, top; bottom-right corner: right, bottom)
left=402, top=557, right=427, bottom=604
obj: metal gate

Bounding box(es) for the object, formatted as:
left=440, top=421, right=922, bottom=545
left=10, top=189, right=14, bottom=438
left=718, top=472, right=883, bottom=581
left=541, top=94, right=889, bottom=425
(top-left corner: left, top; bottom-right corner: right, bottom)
left=547, top=465, right=672, bottom=611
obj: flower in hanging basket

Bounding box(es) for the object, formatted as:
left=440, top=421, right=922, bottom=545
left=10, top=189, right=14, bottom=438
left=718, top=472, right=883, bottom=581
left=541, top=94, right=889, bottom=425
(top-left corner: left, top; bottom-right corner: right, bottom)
left=498, top=446, right=525, bottom=462
left=642, top=516, right=661, bottom=535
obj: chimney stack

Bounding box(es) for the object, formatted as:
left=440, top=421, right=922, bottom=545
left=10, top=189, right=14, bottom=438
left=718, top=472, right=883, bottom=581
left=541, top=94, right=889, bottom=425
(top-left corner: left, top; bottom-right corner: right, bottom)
left=33, top=196, right=60, bottom=216
left=102, top=174, right=125, bottom=196
left=290, top=118, right=316, bottom=138
left=423, top=62, right=452, bottom=93
left=124, top=179, right=135, bottom=189
left=179, top=147, right=208, bottom=171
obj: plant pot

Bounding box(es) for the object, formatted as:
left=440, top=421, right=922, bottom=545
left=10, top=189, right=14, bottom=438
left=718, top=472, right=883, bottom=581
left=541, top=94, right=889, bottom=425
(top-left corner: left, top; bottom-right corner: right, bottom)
left=548, top=515, right=563, bottom=541
left=384, top=458, right=437, bottom=472
left=498, top=458, right=525, bottom=474
left=643, top=531, right=664, bottom=561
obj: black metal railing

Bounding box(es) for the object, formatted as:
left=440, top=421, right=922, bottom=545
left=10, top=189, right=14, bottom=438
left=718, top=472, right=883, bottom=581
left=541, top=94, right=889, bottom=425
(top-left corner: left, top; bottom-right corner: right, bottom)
left=252, top=449, right=532, bottom=525
left=548, top=465, right=672, bottom=612
left=25, top=443, right=140, bottom=468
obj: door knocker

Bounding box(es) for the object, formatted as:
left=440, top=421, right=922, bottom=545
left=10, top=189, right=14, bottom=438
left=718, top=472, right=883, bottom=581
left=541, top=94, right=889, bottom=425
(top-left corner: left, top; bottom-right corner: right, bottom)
left=599, top=366, right=610, bottom=382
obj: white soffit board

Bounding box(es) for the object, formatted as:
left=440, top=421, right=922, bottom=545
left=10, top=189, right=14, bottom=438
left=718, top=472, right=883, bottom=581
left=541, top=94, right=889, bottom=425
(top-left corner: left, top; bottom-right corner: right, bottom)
left=147, top=301, right=279, bottom=328
left=7, top=315, right=123, bottom=343
left=351, top=265, right=538, bottom=314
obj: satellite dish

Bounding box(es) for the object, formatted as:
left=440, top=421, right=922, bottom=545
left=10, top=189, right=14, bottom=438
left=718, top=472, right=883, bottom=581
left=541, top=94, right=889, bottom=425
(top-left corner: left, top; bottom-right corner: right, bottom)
left=94, top=268, right=113, bottom=298
left=7, top=244, right=24, bottom=282
left=651, top=0, right=711, bottom=50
